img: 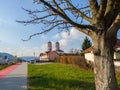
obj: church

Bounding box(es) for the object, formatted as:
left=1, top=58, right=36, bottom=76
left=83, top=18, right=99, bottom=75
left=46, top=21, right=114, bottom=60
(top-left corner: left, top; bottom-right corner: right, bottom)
left=40, top=41, right=64, bottom=61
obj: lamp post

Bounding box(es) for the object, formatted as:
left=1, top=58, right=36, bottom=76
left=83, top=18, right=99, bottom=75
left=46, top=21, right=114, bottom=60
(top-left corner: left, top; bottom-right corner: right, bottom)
left=34, top=52, right=36, bottom=63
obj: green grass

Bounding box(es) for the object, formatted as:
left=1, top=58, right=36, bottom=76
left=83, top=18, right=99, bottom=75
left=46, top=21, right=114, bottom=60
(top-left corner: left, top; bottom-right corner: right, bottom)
left=28, top=63, right=120, bottom=90
left=28, top=63, right=95, bottom=90
left=0, top=64, right=12, bottom=70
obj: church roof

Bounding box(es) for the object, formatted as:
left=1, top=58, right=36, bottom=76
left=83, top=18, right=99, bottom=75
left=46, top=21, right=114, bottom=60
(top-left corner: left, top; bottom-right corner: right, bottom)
left=48, top=41, right=52, bottom=43
left=56, top=49, right=64, bottom=52
left=56, top=42, right=59, bottom=44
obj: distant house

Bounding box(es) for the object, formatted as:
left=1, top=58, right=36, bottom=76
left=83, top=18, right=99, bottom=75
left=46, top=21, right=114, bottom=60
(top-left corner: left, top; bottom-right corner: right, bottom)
left=84, top=39, right=120, bottom=63
left=114, top=39, right=120, bottom=59
left=40, top=41, right=64, bottom=61
left=84, top=46, right=94, bottom=62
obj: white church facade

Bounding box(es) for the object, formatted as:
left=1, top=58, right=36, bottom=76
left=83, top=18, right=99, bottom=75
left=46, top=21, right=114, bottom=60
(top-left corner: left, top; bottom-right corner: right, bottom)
left=40, top=41, right=64, bottom=61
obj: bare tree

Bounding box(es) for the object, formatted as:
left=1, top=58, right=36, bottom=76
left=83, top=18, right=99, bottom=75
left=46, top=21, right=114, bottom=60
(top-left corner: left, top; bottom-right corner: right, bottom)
left=69, top=48, right=80, bottom=54
left=17, top=0, right=120, bottom=90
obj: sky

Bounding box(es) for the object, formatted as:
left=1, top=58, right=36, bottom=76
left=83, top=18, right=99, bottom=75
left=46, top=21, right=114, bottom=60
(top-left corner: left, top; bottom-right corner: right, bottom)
left=0, top=0, right=120, bottom=57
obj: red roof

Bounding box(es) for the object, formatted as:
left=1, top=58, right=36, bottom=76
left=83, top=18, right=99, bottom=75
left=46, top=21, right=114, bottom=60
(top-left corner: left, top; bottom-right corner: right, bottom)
left=84, top=39, right=120, bottom=53
left=115, top=39, right=120, bottom=48
left=83, top=46, right=94, bottom=53
left=40, top=51, right=59, bottom=56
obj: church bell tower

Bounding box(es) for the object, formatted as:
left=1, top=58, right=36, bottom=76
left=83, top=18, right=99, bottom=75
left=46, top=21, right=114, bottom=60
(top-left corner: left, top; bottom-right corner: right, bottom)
left=48, top=41, right=52, bottom=51
left=55, top=42, right=60, bottom=51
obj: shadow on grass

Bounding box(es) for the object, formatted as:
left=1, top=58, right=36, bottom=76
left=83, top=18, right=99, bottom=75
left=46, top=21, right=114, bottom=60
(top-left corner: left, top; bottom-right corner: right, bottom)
left=0, top=75, right=27, bottom=90
left=28, top=75, right=95, bottom=90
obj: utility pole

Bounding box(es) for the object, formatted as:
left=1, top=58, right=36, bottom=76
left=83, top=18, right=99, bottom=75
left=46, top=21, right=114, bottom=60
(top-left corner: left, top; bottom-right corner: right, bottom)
left=34, top=52, right=36, bottom=63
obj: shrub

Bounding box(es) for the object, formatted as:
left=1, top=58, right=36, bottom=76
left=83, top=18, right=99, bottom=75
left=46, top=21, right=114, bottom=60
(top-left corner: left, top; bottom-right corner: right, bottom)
left=56, top=55, right=89, bottom=69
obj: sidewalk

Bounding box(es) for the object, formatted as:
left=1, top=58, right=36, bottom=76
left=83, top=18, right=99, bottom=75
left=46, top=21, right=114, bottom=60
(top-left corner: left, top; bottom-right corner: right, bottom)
left=0, top=62, right=27, bottom=90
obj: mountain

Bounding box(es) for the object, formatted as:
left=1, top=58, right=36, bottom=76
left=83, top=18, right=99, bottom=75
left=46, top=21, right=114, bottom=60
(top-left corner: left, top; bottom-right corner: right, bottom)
left=18, top=56, right=40, bottom=61
left=0, top=52, right=14, bottom=60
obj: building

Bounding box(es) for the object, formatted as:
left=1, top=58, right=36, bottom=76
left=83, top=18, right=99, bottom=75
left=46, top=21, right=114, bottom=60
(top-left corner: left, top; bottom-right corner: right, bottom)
left=84, top=39, right=120, bottom=63
left=40, top=41, right=64, bottom=61
left=114, top=39, right=120, bottom=59
left=48, top=41, right=52, bottom=52
left=84, top=46, right=94, bottom=62
left=55, top=42, right=64, bottom=54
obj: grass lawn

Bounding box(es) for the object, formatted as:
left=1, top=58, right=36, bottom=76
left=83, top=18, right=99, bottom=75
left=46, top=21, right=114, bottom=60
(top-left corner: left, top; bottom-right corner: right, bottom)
left=28, top=63, right=120, bottom=90
left=28, top=63, right=95, bottom=90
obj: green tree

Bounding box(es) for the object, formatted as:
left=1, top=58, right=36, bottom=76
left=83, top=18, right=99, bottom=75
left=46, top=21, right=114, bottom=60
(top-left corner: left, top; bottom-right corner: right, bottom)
left=14, top=55, right=18, bottom=63
left=17, top=0, right=120, bottom=90
left=82, top=37, right=92, bottom=51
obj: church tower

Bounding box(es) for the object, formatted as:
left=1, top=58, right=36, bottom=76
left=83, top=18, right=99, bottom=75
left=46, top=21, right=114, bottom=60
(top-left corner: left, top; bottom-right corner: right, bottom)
left=48, top=41, right=52, bottom=51
left=55, top=42, right=60, bottom=51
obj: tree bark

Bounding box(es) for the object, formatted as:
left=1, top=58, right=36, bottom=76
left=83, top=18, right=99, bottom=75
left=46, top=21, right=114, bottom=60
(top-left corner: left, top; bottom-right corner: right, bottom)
left=92, top=32, right=119, bottom=90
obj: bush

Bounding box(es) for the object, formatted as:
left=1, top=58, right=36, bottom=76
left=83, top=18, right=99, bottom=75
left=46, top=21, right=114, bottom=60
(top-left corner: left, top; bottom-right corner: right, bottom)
left=55, top=55, right=89, bottom=69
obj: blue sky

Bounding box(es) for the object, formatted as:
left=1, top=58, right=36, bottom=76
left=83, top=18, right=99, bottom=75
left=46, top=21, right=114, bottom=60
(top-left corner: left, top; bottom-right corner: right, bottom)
left=0, top=0, right=120, bottom=56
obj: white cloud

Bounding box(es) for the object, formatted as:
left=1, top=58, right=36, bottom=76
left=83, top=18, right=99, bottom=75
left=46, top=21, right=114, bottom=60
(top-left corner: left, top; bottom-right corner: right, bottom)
left=40, top=43, right=47, bottom=52
left=61, top=32, right=70, bottom=39
left=40, top=27, right=92, bottom=53
left=40, top=34, right=47, bottom=39
left=52, top=28, right=87, bottom=41
left=52, top=28, right=87, bottom=52
left=69, top=28, right=86, bottom=40
left=52, top=33, right=60, bottom=40
left=59, top=39, right=69, bottom=46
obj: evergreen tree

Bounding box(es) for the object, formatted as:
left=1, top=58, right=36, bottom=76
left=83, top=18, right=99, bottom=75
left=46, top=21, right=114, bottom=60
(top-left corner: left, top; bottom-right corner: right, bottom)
left=82, top=37, right=92, bottom=51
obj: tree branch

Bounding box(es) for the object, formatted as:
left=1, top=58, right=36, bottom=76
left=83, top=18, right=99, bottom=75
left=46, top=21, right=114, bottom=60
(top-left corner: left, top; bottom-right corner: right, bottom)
left=107, top=13, right=120, bottom=38
left=22, top=22, right=64, bottom=41
left=105, top=0, right=120, bottom=29
left=65, top=0, right=92, bottom=23
left=88, top=0, right=99, bottom=18
left=52, top=0, right=66, bottom=15
left=16, top=14, right=57, bottom=25
left=105, top=0, right=114, bottom=16
left=96, top=0, right=107, bottom=20
left=39, top=0, right=96, bottom=31
left=17, top=0, right=99, bottom=41
left=76, top=28, right=93, bottom=36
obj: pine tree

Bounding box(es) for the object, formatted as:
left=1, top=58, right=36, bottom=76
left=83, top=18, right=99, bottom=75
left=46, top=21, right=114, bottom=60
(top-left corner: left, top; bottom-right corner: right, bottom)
left=82, top=37, right=92, bottom=51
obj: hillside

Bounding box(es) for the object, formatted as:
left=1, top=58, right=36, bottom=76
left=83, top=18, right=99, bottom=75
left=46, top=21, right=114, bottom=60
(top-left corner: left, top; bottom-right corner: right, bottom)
left=0, top=52, right=14, bottom=60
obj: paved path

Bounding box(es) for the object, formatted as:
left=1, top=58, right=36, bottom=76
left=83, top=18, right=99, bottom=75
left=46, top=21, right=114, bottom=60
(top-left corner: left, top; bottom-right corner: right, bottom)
left=0, top=63, right=22, bottom=79
left=0, top=62, right=27, bottom=90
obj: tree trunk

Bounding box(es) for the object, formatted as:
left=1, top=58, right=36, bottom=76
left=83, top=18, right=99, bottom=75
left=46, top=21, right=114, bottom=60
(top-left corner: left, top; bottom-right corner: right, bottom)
left=93, top=33, right=119, bottom=90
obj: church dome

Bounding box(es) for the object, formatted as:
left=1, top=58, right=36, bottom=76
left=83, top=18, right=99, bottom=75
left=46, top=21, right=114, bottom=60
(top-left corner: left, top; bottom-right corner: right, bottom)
left=56, top=42, right=59, bottom=44
left=48, top=41, right=52, bottom=43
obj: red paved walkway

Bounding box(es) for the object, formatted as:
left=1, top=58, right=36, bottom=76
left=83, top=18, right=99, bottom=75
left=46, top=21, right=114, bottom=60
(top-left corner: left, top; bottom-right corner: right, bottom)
left=0, top=63, right=21, bottom=79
